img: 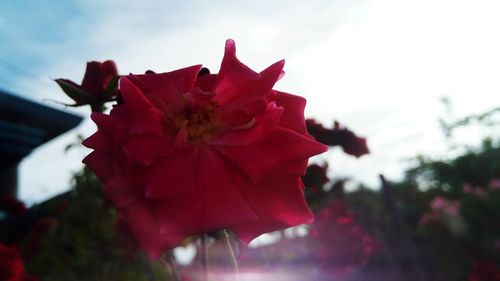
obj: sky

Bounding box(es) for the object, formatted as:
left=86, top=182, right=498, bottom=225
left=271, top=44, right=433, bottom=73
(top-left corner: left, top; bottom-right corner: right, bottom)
left=1, top=0, right=500, bottom=204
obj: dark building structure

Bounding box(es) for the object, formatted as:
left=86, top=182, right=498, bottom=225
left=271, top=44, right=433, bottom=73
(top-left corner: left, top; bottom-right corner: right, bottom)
left=0, top=89, right=82, bottom=198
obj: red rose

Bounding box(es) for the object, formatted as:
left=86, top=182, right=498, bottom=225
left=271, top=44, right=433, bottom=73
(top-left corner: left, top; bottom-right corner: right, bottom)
left=0, top=244, right=38, bottom=281
left=306, top=119, right=369, bottom=158
left=83, top=39, right=328, bottom=258
left=56, top=60, right=118, bottom=111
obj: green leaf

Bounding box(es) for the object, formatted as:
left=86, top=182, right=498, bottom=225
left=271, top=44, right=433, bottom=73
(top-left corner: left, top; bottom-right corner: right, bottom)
left=103, top=76, right=120, bottom=100
left=55, top=79, right=93, bottom=104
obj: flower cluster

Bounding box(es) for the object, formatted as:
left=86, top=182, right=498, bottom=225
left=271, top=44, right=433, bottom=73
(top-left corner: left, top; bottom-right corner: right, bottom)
left=463, top=179, right=500, bottom=199
left=308, top=200, right=378, bottom=268
left=82, top=40, right=328, bottom=258
left=419, top=195, right=466, bottom=236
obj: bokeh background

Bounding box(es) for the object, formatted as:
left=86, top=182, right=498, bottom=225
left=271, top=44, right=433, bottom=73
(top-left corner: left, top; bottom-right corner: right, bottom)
left=2, top=1, right=500, bottom=281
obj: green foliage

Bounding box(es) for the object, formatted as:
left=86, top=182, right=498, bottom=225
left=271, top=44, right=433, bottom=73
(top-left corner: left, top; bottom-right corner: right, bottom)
left=404, top=138, right=500, bottom=194
left=24, top=167, right=173, bottom=281
left=344, top=138, right=500, bottom=280
left=440, top=105, right=500, bottom=137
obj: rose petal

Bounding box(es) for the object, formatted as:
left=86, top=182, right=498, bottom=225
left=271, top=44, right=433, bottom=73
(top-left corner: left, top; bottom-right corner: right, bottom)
left=128, top=108, right=166, bottom=136
left=83, top=113, right=127, bottom=149
left=82, top=131, right=111, bottom=151
left=127, top=65, right=202, bottom=110
left=195, top=147, right=257, bottom=229
left=105, top=175, right=140, bottom=208
left=217, top=60, right=285, bottom=112
left=123, top=135, right=176, bottom=166
left=156, top=147, right=257, bottom=237
left=210, top=103, right=283, bottom=146
left=81, top=61, right=102, bottom=96
left=231, top=175, right=314, bottom=244
left=144, top=148, right=199, bottom=199
left=121, top=203, right=166, bottom=259
left=214, top=40, right=284, bottom=111
left=87, top=112, right=116, bottom=135
left=276, top=159, right=309, bottom=176
left=195, top=74, right=217, bottom=92
left=120, top=76, right=155, bottom=108
left=217, top=127, right=328, bottom=183
left=100, top=60, right=118, bottom=83
left=82, top=151, right=115, bottom=183
left=270, top=90, right=308, bottom=134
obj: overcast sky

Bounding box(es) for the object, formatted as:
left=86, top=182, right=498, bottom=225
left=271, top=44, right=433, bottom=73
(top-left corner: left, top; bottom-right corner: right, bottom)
left=1, top=0, right=500, bottom=204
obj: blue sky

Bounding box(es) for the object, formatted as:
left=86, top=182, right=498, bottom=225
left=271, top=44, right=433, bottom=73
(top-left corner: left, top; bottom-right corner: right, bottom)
left=1, top=0, right=500, bottom=204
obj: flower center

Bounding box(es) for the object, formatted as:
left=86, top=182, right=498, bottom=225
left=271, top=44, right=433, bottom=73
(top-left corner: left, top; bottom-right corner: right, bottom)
left=173, top=94, right=220, bottom=142
left=168, top=89, right=256, bottom=144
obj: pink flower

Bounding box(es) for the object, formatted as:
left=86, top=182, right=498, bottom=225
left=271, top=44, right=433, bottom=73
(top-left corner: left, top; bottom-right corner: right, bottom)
left=463, top=182, right=474, bottom=193
left=83, top=40, right=328, bottom=258
left=463, top=182, right=489, bottom=199
left=56, top=60, right=118, bottom=111
left=430, top=196, right=447, bottom=210
left=430, top=196, right=461, bottom=216
left=489, top=179, right=500, bottom=190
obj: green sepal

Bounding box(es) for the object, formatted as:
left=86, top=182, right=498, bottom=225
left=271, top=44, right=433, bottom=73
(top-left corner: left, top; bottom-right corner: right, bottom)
left=55, top=79, right=92, bottom=105
left=103, top=76, right=120, bottom=100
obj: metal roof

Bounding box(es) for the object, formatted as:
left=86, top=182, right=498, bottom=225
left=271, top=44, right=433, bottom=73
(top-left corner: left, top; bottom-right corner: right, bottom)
left=0, top=89, right=83, bottom=170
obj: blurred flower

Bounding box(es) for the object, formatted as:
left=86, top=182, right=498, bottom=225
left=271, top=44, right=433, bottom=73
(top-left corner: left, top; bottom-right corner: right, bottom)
left=0, top=244, right=38, bottom=281
left=83, top=39, right=327, bottom=258
left=0, top=196, right=27, bottom=216
left=474, top=188, right=488, bottom=199
left=463, top=182, right=474, bottom=193
left=306, top=119, right=369, bottom=157
left=420, top=196, right=466, bottom=235
left=463, top=183, right=489, bottom=199
left=55, top=60, right=119, bottom=112
left=308, top=200, right=378, bottom=268
left=24, top=218, right=58, bottom=260
left=418, top=211, right=443, bottom=227
left=469, top=261, right=500, bottom=281
left=302, top=163, right=329, bottom=193
left=430, top=196, right=461, bottom=216
left=489, top=179, right=500, bottom=190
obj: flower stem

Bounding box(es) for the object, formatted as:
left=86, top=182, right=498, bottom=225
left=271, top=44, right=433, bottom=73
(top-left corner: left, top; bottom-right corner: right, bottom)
left=161, top=252, right=180, bottom=281
left=221, top=229, right=239, bottom=280
left=200, top=234, right=209, bottom=281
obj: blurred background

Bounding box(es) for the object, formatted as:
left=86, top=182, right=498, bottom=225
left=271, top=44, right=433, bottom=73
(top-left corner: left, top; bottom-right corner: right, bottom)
left=1, top=0, right=499, bottom=280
